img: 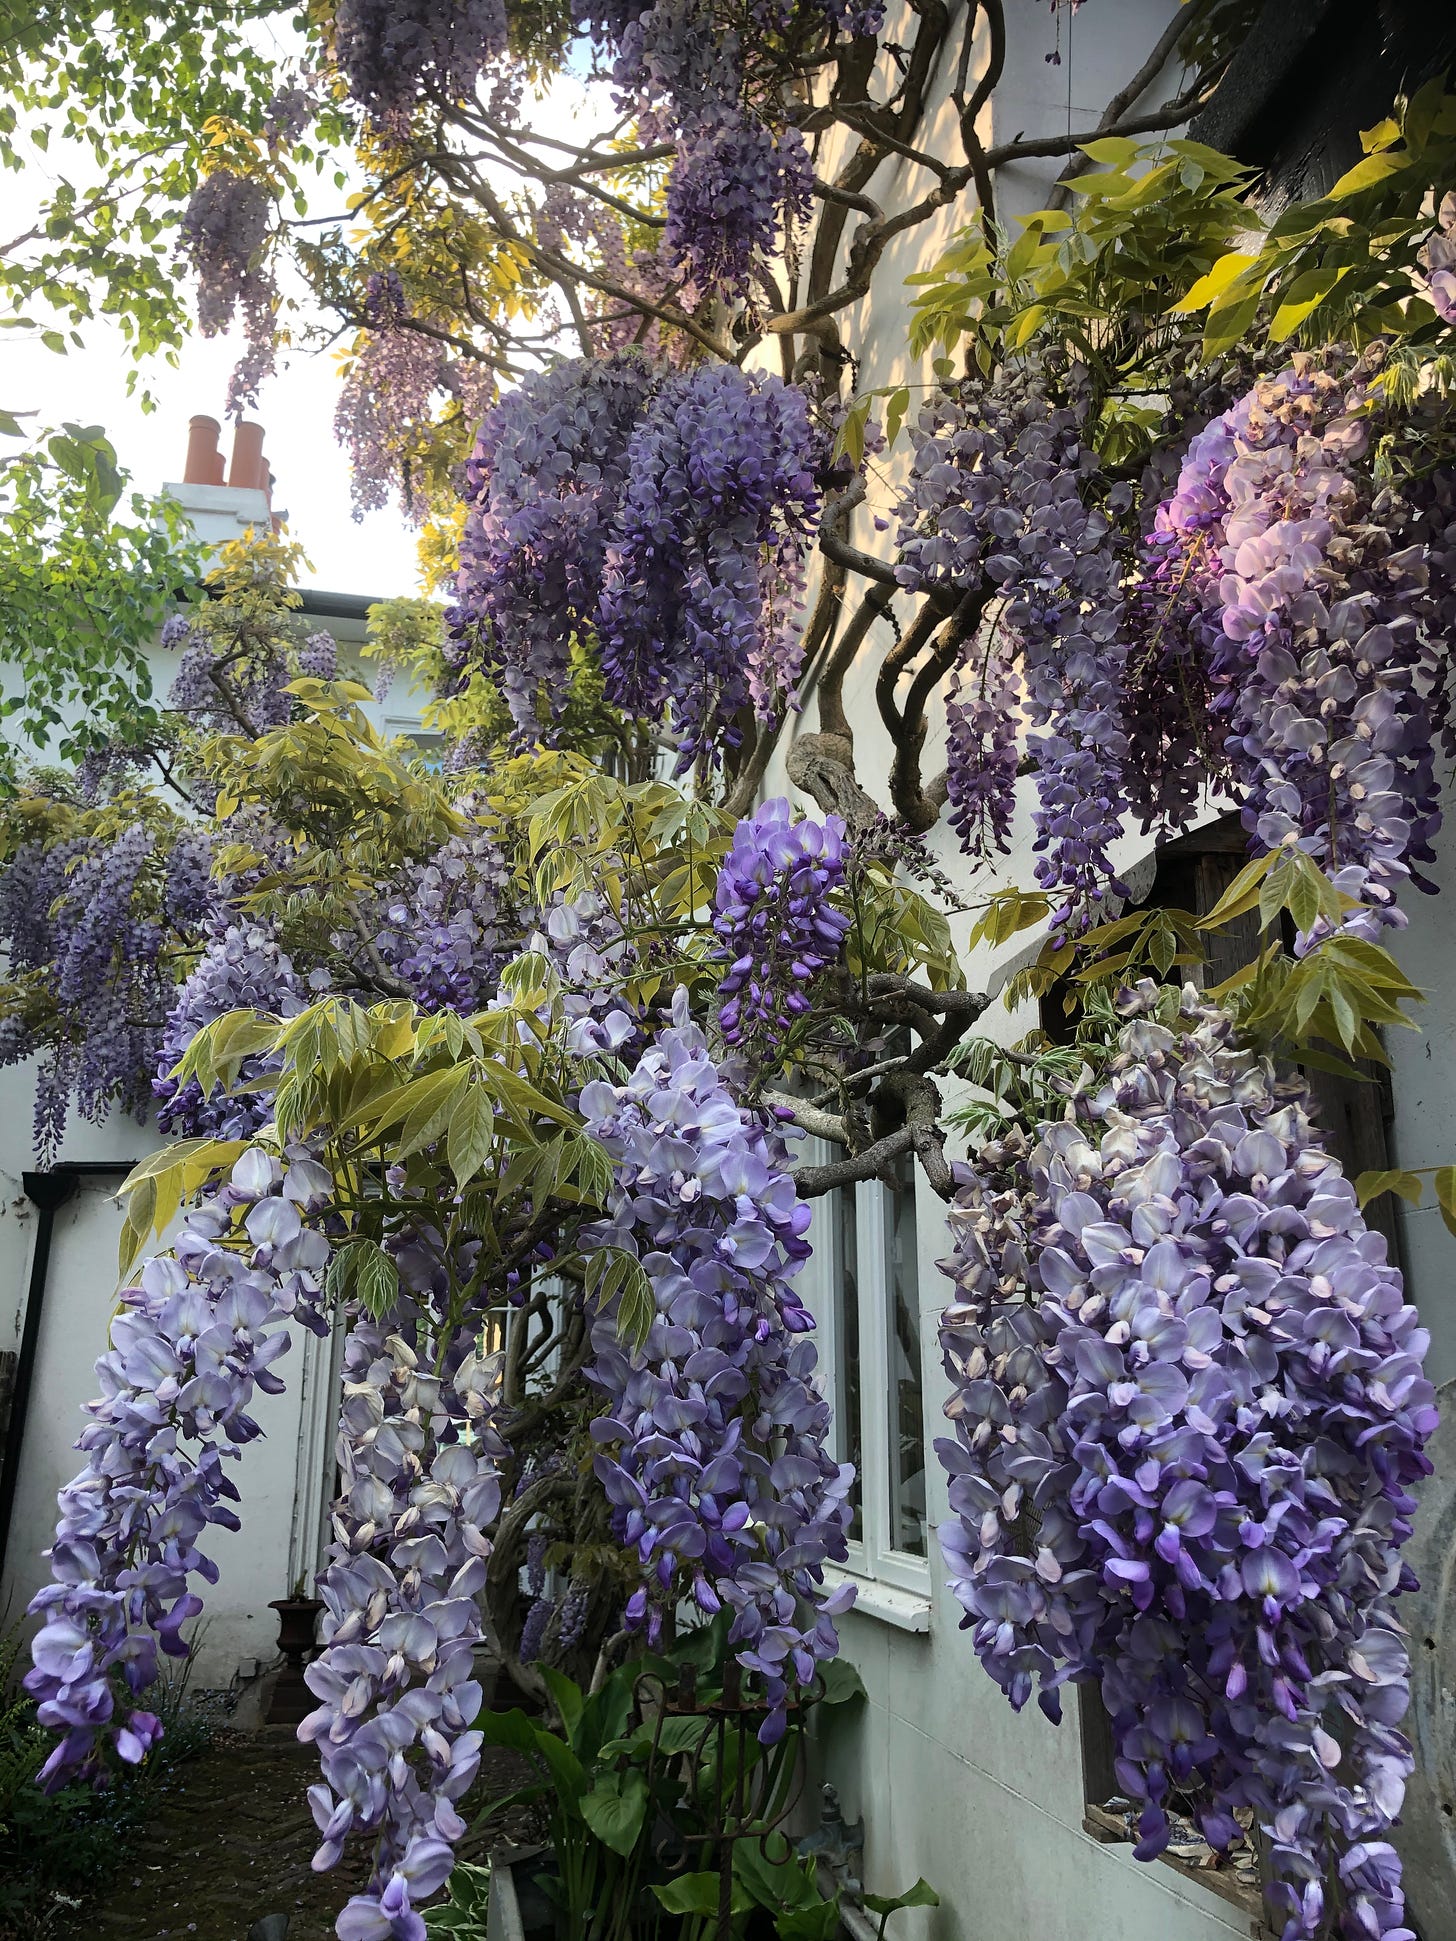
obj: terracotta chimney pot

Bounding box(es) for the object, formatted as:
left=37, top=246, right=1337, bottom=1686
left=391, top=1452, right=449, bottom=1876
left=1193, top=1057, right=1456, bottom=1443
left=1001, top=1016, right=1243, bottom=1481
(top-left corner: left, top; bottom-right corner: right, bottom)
left=229, top=420, right=267, bottom=491
left=184, top=415, right=223, bottom=486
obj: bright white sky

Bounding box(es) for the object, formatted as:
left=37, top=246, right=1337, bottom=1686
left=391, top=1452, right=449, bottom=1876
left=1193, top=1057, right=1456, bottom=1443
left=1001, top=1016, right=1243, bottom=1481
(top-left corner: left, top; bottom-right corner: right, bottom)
left=2, top=60, right=609, bottom=600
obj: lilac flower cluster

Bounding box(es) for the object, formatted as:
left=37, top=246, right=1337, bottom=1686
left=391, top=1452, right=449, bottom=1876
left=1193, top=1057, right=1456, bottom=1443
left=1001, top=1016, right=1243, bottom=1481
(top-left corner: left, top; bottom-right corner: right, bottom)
left=0, top=821, right=216, bottom=1158
left=1139, top=353, right=1443, bottom=942
left=577, top=996, right=856, bottom=1743
left=447, top=355, right=659, bottom=737
left=665, top=106, right=813, bottom=304
left=332, top=0, right=507, bottom=122
left=712, top=798, right=849, bottom=1056
left=179, top=169, right=277, bottom=412
left=373, top=830, right=517, bottom=1013
left=449, top=359, right=820, bottom=767
left=599, top=364, right=821, bottom=768
left=154, top=920, right=306, bottom=1139
left=895, top=371, right=1131, bottom=937
left=25, top=1148, right=331, bottom=1790
left=303, top=1317, right=508, bottom=1941
left=936, top=983, right=1434, bottom=1940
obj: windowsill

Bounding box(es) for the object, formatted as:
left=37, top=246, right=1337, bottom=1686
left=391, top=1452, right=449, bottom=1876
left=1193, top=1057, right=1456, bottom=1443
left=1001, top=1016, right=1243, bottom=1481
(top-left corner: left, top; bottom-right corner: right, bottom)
left=826, top=1567, right=932, bottom=1633
left=1082, top=1806, right=1274, bottom=1935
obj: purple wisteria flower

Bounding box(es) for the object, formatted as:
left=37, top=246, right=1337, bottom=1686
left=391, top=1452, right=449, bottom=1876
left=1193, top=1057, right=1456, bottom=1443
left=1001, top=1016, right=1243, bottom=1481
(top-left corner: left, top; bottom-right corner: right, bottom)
left=712, top=798, right=849, bottom=1057
left=25, top=1147, right=332, bottom=1789
left=1138, top=352, right=1443, bottom=942
left=894, top=370, right=1131, bottom=938
left=302, top=1316, right=508, bottom=1941
left=154, top=919, right=306, bottom=1139
left=936, top=982, right=1435, bottom=1940
left=578, top=993, right=856, bottom=1743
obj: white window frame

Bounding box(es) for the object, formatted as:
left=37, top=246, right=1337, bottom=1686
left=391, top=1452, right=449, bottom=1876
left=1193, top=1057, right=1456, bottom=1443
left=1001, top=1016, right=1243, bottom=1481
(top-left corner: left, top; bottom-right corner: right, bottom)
left=803, top=1140, right=933, bottom=1603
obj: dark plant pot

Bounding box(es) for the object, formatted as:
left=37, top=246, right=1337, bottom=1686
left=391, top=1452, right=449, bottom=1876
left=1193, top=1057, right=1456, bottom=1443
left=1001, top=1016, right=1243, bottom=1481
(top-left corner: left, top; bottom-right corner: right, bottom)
left=266, top=1596, right=324, bottom=1727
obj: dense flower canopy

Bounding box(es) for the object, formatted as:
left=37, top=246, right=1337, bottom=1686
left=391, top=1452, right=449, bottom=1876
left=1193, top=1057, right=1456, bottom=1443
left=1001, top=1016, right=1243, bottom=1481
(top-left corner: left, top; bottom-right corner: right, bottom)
left=936, top=984, right=1435, bottom=1941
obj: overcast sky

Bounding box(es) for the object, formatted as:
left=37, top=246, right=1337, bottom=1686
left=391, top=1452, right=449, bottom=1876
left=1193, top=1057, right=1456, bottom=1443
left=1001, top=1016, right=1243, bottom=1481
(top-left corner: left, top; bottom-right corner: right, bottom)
left=4, top=59, right=608, bottom=601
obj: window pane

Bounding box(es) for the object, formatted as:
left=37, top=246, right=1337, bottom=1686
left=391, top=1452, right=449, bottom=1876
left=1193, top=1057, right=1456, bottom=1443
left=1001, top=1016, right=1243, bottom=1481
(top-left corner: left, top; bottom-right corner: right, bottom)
left=888, top=1155, right=925, bottom=1556
left=832, top=1182, right=863, bottom=1542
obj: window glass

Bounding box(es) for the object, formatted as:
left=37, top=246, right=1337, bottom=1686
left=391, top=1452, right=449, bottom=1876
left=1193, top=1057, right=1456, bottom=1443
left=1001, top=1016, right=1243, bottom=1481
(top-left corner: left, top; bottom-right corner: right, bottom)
left=887, top=1154, right=925, bottom=1556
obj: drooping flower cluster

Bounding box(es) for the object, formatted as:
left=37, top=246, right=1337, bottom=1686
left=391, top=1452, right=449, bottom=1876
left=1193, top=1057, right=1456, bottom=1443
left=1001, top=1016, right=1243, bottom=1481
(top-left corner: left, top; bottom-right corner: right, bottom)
left=372, top=829, right=517, bottom=1013
left=665, top=107, right=813, bottom=304
left=154, top=920, right=307, bottom=1138
left=449, top=358, right=821, bottom=767
left=1136, top=353, right=1443, bottom=941
left=578, top=996, right=856, bottom=1742
left=713, top=798, right=849, bottom=1056
left=331, top=0, right=507, bottom=122
left=303, top=1314, right=508, bottom=1941
left=447, top=355, right=659, bottom=736
left=179, top=169, right=278, bottom=413
left=936, top=983, right=1434, bottom=1941
left=0, top=820, right=219, bottom=1159
left=25, top=1148, right=331, bottom=1790
left=334, top=272, right=490, bottom=520
left=895, top=370, right=1131, bottom=936
left=1419, top=191, right=1456, bottom=325
left=600, top=364, right=821, bottom=766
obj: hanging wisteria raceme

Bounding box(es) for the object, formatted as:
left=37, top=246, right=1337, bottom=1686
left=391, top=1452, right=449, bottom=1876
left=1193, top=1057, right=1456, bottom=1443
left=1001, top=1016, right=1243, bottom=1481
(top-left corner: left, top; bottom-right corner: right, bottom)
left=1419, top=190, right=1456, bottom=325
left=0, top=819, right=218, bottom=1159
left=449, top=358, right=820, bottom=765
left=154, top=920, right=307, bottom=1138
left=600, top=364, right=821, bottom=768
left=895, top=371, right=1132, bottom=937
left=1138, top=352, right=1443, bottom=942
left=25, top=1148, right=331, bottom=1790
left=577, top=994, right=856, bottom=1743
left=334, top=272, right=487, bottom=520
left=179, top=168, right=279, bottom=413
left=665, top=107, right=812, bottom=304
left=166, top=612, right=292, bottom=737
left=303, top=1313, right=508, bottom=1941
left=713, top=797, right=849, bottom=1058
left=936, top=982, right=1434, bottom=1941
left=331, top=0, right=507, bottom=122
left=447, top=355, right=660, bottom=738
left=372, top=829, right=518, bottom=1013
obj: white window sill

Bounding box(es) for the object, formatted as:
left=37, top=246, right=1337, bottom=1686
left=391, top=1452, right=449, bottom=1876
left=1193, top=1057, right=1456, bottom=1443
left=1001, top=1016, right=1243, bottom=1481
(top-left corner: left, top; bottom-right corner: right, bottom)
left=826, top=1567, right=932, bottom=1633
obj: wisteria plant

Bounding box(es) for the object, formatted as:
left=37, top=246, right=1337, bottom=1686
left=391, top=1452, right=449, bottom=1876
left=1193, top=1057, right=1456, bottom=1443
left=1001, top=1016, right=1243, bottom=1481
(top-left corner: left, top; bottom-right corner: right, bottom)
left=8, top=8, right=1456, bottom=1941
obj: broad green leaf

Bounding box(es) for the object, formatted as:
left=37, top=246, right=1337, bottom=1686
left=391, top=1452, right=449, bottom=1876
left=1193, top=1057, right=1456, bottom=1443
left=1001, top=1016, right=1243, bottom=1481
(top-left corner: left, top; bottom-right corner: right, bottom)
left=1434, top=1168, right=1456, bottom=1238
left=777, top=1904, right=841, bottom=1941
left=1172, top=250, right=1257, bottom=313
left=815, top=1657, right=867, bottom=1706
left=1326, top=151, right=1408, bottom=199
left=652, top=1873, right=750, bottom=1918
left=446, top=1082, right=495, bottom=1191
left=580, top=1768, right=649, bottom=1857
left=1354, top=1169, right=1424, bottom=1209
left=539, top=1665, right=584, bottom=1744
left=1271, top=264, right=1354, bottom=340
left=863, top=1879, right=941, bottom=1917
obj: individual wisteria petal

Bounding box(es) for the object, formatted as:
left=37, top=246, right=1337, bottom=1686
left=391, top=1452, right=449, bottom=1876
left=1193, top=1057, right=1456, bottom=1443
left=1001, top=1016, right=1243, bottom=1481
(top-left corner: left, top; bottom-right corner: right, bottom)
left=935, top=981, right=1435, bottom=1940
left=712, top=798, right=849, bottom=1058
left=579, top=994, right=854, bottom=1741
left=24, top=1145, right=332, bottom=1790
